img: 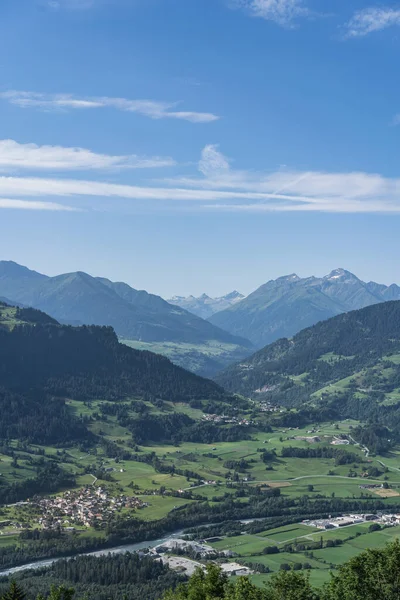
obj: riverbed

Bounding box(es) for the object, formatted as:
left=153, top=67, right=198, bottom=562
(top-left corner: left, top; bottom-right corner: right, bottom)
left=0, top=517, right=266, bottom=577
left=0, top=530, right=185, bottom=577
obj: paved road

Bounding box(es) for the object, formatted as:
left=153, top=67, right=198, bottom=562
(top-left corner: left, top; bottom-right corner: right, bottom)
left=348, top=435, right=370, bottom=458
left=250, top=474, right=400, bottom=484
left=350, top=435, right=400, bottom=473
left=377, top=460, right=400, bottom=473
left=185, top=435, right=400, bottom=490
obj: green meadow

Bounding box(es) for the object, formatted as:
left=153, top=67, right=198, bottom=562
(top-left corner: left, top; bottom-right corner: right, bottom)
left=208, top=520, right=400, bottom=588
left=3, top=393, right=400, bottom=572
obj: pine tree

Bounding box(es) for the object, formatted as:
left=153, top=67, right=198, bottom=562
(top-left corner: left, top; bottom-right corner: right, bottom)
left=46, top=586, right=74, bottom=600
left=1, top=581, right=26, bottom=600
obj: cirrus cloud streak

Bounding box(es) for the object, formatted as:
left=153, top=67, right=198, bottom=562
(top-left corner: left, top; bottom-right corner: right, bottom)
left=0, top=199, right=80, bottom=211
left=0, top=139, right=175, bottom=172
left=1, top=145, right=400, bottom=214
left=0, top=91, right=220, bottom=123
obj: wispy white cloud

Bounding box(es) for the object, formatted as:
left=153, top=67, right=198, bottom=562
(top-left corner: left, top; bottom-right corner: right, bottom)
left=0, top=176, right=280, bottom=202
left=231, top=0, right=309, bottom=26
left=344, top=7, right=400, bottom=38
left=1, top=167, right=400, bottom=213
left=0, top=91, right=220, bottom=123
left=1, top=145, right=400, bottom=214
left=160, top=145, right=400, bottom=213
left=201, top=201, right=400, bottom=213
left=0, top=139, right=175, bottom=172
left=198, top=144, right=230, bottom=177
left=0, top=199, right=79, bottom=211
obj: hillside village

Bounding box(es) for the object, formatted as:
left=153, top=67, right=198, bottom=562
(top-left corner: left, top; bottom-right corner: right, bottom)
left=35, top=487, right=147, bottom=529
left=202, top=413, right=252, bottom=426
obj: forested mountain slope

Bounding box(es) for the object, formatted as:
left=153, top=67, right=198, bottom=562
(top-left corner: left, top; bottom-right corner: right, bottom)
left=209, top=269, right=400, bottom=348
left=215, top=300, right=400, bottom=424
left=0, top=303, right=230, bottom=445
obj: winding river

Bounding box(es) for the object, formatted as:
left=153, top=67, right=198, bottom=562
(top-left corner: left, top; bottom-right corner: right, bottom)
left=0, top=517, right=266, bottom=577
left=0, top=530, right=185, bottom=577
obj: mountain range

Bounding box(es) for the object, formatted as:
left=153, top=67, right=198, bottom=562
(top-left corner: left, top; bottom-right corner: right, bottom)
left=0, top=261, right=251, bottom=347
left=208, top=269, right=400, bottom=349
left=3, top=261, right=400, bottom=379
left=168, top=291, right=245, bottom=319
left=215, top=299, right=400, bottom=427
left=0, top=261, right=253, bottom=376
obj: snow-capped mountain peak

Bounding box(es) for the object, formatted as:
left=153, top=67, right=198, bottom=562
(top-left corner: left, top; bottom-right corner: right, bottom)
left=324, top=268, right=358, bottom=282
left=167, top=290, right=245, bottom=319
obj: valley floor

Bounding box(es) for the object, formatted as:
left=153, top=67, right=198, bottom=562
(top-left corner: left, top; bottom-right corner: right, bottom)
left=2, top=414, right=400, bottom=586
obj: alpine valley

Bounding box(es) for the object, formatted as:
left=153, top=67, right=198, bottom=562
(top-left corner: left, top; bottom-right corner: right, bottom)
left=4, top=271, right=400, bottom=598
left=0, top=261, right=253, bottom=377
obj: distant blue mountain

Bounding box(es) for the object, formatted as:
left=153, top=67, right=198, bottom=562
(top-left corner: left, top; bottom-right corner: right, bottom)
left=209, top=269, right=400, bottom=348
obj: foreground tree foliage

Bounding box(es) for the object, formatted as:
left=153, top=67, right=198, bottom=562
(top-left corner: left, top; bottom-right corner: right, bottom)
left=1, top=581, right=27, bottom=600
left=0, top=583, right=74, bottom=600
left=324, top=539, right=400, bottom=600
left=163, top=565, right=317, bottom=600
left=165, top=541, right=400, bottom=600
left=0, top=552, right=182, bottom=600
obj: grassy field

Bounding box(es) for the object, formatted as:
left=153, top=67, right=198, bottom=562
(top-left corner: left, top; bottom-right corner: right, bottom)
left=3, top=396, right=400, bottom=580
left=4, top=414, right=400, bottom=520
left=208, top=520, right=400, bottom=588
left=0, top=534, right=19, bottom=548
left=0, top=306, right=19, bottom=329
left=121, top=338, right=249, bottom=376
left=309, top=352, right=400, bottom=406
left=4, top=435, right=400, bottom=500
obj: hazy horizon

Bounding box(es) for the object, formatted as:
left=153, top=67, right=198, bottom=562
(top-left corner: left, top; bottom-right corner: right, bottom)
left=2, top=258, right=400, bottom=300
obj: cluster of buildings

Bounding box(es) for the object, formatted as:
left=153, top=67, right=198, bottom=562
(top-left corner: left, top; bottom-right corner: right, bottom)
left=219, top=562, right=253, bottom=576
left=285, top=432, right=350, bottom=445
left=359, top=483, right=385, bottom=489
left=154, top=538, right=216, bottom=557
left=0, top=519, right=23, bottom=533
left=152, top=539, right=252, bottom=577
left=303, top=512, right=400, bottom=530
left=380, top=514, right=400, bottom=525
left=202, top=414, right=251, bottom=426
left=254, top=385, right=277, bottom=394
left=258, top=401, right=285, bottom=413
left=36, top=486, right=147, bottom=529
left=179, top=479, right=217, bottom=493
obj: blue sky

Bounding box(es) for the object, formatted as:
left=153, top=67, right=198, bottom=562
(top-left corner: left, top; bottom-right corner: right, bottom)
left=1, top=0, right=400, bottom=297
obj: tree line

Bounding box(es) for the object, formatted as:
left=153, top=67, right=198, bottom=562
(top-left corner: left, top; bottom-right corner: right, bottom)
left=3, top=540, right=400, bottom=599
